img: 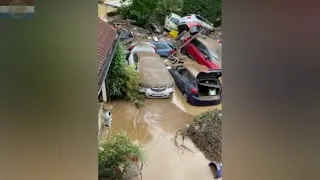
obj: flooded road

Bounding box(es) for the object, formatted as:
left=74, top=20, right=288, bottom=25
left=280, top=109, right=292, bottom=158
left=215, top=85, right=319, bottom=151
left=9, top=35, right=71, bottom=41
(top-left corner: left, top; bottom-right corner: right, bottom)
left=107, top=87, right=221, bottom=180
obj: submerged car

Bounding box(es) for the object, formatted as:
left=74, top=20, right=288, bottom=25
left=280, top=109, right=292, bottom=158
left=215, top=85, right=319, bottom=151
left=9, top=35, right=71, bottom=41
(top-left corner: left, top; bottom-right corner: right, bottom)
left=181, top=37, right=221, bottom=69
left=169, top=61, right=222, bottom=106
left=134, top=51, right=174, bottom=98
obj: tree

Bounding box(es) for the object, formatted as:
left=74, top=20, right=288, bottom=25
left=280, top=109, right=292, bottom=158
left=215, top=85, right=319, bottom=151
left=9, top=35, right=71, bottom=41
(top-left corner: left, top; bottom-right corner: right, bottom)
left=118, top=0, right=161, bottom=26
left=181, top=0, right=221, bottom=26
left=118, top=0, right=183, bottom=26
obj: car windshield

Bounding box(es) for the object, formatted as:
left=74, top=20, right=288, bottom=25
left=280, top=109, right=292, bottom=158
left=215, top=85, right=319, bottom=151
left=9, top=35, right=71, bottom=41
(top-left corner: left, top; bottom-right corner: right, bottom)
left=170, top=17, right=180, bottom=24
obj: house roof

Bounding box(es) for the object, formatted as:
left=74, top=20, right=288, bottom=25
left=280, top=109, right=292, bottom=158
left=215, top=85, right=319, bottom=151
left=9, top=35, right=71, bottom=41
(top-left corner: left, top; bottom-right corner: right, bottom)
left=106, top=0, right=132, bottom=8
left=98, top=18, right=118, bottom=74
left=0, top=0, right=34, bottom=5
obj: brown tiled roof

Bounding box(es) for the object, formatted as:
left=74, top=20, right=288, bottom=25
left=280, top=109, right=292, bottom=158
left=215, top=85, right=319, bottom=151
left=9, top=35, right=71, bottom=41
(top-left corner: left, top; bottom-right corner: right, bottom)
left=0, top=0, right=34, bottom=5
left=98, top=18, right=117, bottom=74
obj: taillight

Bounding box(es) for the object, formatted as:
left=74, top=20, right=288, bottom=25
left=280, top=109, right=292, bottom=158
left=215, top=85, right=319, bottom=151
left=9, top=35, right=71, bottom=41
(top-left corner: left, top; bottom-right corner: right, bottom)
left=191, top=88, right=198, bottom=94
left=169, top=49, right=175, bottom=54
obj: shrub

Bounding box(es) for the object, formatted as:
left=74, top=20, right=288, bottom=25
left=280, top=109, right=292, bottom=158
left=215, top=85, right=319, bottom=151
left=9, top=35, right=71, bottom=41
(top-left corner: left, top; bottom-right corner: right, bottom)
left=98, top=131, right=147, bottom=178
left=108, top=43, right=127, bottom=99
left=108, top=43, right=145, bottom=107
left=181, top=0, right=222, bottom=27
left=123, top=66, right=145, bottom=108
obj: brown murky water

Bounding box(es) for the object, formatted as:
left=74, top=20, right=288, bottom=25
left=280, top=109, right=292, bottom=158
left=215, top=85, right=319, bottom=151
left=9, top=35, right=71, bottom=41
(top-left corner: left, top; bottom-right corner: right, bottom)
left=107, top=86, right=221, bottom=180
left=105, top=35, right=222, bottom=180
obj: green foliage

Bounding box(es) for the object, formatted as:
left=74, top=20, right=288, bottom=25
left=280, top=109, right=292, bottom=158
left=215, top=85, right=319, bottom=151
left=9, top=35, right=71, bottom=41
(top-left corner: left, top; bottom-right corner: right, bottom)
left=123, top=66, right=145, bottom=108
left=118, top=0, right=183, bottom=26
left=108, top=43, right=127, bottom=99
left=181, top=0, right=221, bottom=26
left=107, top=43, right=145, bottom=107
left=118, top=0, right=221, bottom=27
left=195, top=108, right=222, bottom=123
left=98, top=131, right=147, bottom=174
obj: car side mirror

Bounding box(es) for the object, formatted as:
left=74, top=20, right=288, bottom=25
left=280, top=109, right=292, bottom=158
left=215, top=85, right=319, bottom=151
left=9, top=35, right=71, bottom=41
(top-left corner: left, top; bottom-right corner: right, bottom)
left=204, top=55, right=208, bottom=59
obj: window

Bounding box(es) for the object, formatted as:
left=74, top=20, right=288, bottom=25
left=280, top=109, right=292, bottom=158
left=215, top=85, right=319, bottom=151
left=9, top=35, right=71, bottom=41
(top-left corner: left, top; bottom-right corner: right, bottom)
left=200, top=49, right=210, bottom=58
left=155, top=44, right=167, bottom=49
left=195, top=15, right=211, bottom=25
left=133, top=54, right=138, bottom=63
left=191, top=39, right=207, bottom=51
left=177, top=67, right=185, bottom=75
left=133, top=54, right=139, bottom=70
left=182, top=70, right=194, bottom=81
left=195, top=15, right=203, bottom=21
left=170, top=17, right=180, bottom=24
left=191, top=39, right=203, bottom=48
left=209, top=51, right=220, bottom=61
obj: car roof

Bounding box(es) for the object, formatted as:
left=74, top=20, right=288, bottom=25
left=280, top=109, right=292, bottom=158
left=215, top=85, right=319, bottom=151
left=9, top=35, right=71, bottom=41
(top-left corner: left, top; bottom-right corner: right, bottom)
left=137, top=52, right=174, bottom=87
left=170, top=13, right=182, bottom=19
left=183, top=61, right=209, bottom=77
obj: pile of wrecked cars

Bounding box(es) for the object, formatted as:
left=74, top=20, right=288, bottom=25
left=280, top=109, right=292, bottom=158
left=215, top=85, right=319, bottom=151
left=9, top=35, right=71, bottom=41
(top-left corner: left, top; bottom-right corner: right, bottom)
left=122, top=12, right=222, bottom=107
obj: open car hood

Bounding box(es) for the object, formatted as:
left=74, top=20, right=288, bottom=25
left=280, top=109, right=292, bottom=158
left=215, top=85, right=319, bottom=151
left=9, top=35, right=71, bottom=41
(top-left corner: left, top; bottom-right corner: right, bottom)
left=197, top=69, right=222, bottom=80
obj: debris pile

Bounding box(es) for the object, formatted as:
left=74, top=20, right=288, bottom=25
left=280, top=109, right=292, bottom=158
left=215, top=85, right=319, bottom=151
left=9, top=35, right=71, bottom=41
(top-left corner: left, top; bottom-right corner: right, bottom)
left=185, top=109, right=222, bottom=163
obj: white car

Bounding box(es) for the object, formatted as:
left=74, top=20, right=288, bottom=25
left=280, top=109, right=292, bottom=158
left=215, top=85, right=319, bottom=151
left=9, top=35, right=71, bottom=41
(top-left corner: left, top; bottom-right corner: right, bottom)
left=177, top=14, right=214, bottom=32
left=127, top=42, right=156, bottom=66
left=164, top=12, right=182, bottom=31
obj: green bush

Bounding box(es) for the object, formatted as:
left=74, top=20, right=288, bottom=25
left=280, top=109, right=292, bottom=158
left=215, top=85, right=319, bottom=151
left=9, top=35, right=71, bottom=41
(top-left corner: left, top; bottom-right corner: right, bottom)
left=107, top=43, right=145, bottom=107
left=98, top=131, right=147, bottom=178
left=108, top=43, right=127, bottom=99
left=118, top=0, right=221, bottom=27
left=123, top=66, right=145, bottom=108
left=118, top=0, right=183, bottom=27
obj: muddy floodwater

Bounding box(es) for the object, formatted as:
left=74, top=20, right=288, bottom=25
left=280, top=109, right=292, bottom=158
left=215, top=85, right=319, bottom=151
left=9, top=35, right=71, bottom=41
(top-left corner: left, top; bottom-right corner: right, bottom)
left=106, top=85, right=221, bottom=180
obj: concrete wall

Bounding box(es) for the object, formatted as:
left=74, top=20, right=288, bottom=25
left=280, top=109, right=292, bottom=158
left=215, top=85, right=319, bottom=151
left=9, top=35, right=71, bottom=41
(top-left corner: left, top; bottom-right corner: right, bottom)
left=98, top=103, right=105, bottom=141
left=98, top=1, right=107, bottom=18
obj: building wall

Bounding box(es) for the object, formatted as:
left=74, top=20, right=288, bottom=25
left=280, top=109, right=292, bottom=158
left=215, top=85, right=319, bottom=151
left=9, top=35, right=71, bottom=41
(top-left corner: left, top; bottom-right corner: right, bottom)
left=107, top=6, right=117, bottom=13
left=98, top=103, right=105, bottom=141
left=98, top=1, right=107, bottom=18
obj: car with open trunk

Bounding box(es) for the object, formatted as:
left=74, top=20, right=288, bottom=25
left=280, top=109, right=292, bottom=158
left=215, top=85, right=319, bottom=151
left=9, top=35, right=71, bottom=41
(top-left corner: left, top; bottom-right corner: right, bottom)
left=168, top=61, right=222, bottom=106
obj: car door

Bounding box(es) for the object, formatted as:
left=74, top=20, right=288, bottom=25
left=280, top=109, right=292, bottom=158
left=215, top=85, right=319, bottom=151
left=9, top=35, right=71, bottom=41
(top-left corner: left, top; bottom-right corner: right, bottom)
left=186, top=39, right=198, bottom=59
left=165, top=13, right=181, bottom=31
left=198, top=47, right=213, bottom=68
left=169, top=67, right=185, bottom=91
left=195, top=15, right=212, bottom=30
left=153, top=43, right=170, bottom=57
left=190, top=39, right=206, bottom=65
left=181, top=70, right=196, bottom=95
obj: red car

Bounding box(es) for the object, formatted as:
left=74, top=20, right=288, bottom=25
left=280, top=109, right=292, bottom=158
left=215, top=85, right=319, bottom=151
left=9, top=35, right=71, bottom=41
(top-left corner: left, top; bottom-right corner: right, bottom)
left=182, top=37, right=221, bottom=69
